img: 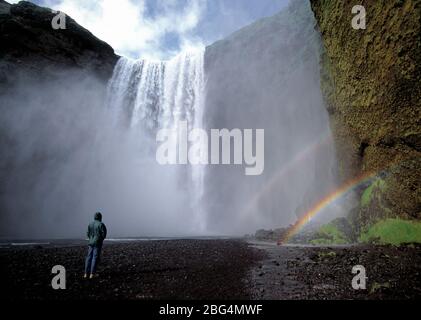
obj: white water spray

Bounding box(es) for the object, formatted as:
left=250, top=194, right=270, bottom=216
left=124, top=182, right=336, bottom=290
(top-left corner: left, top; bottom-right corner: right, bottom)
left=107, top=49, right=207, bottom=232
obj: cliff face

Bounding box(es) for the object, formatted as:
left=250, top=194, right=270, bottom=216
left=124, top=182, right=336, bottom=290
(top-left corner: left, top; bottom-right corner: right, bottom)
left=0, top=0, right=118, bottom=85
left=310, top=0, right=421, bottom=228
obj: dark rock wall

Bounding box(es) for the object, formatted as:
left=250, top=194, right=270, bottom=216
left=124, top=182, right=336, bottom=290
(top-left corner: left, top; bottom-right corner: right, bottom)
left=310, top=0, right=421, bottom=226
left=0, top=0, right=118, bottom=85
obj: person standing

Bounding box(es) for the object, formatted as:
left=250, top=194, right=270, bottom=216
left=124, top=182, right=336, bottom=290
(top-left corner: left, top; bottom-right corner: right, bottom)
left=84, top=212, right=107, bottom=279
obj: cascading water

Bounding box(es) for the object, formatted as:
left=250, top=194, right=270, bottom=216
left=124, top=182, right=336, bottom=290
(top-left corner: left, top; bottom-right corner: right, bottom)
left=106, top=49, right=207, bottom=232
left=103, top=2, right=341, bottom=237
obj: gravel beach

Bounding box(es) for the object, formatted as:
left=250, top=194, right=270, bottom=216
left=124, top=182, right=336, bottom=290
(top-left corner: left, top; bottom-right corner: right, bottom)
left=1, top=239, right=264, bottom=300
left=1, top=239, right=420, bottom=300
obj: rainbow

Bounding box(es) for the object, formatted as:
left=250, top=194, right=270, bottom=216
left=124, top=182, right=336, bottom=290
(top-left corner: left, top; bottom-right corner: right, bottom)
left=243, top=132, right=332, bottom=216
left=279, top=170, right=379, bottom=244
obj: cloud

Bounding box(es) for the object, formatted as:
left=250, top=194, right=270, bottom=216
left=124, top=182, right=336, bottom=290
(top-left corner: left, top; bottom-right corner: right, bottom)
left=42, top=0, right=207, bottom=60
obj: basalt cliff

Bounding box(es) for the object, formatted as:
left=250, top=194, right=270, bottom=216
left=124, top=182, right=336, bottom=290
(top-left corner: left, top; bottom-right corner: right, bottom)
left=0, top=0, right=118, bottom=86
left=310, top=0, right=420, bottom=234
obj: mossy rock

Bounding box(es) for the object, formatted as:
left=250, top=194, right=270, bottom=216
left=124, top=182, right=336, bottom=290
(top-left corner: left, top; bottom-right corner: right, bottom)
left=310, top=0, right=421, bottom=228
left=357, top=177, right=393, bottom=231
left=359, top=218, right=421, bottom=245
left=361, top=178, right=386, bottom=207
left=310, top=217, right=354, bottom=244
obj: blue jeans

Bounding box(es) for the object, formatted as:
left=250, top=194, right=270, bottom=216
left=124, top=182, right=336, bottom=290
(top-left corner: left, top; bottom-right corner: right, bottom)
left=85, top=244, right=102, bottom=274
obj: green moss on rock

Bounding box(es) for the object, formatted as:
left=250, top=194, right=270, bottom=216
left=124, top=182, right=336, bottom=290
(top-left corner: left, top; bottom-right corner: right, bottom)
left=310, top=0, right=421, bottom=228
left=361, top=179, right=386, bottom=207
left=359, top=218, right=421, bottom=245
left=310, top=218, right=352, bottom=244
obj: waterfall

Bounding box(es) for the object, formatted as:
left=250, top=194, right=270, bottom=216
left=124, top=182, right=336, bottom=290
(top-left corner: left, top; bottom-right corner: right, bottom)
left=106, top=49, right=206, bottom=232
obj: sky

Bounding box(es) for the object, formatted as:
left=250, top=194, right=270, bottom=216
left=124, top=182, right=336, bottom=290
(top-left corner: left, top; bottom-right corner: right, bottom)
left=8, top=0, right=289, bottom=60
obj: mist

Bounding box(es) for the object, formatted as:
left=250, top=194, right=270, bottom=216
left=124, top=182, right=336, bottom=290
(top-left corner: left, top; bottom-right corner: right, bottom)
left=0, top=68, right=194, bottom=239
left=202, top=0, right=345, bottom=235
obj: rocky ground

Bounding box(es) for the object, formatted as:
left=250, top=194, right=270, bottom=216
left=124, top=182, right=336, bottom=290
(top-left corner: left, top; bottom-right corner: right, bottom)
left=1, top=239, right=420, bottom=300
left=0, top=239, right=263, bottom=300
left=251, top=241, right=421, bottom=299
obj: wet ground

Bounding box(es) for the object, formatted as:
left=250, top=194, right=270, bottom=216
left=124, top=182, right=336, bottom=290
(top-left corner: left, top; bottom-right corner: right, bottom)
left=1, top=239, right=420, bottom=300
left=250, top=241, right=421, bottom=299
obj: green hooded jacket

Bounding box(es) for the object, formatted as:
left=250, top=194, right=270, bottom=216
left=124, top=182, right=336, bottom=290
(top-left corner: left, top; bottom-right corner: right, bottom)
left=87, top=212, right=107, bottom=246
